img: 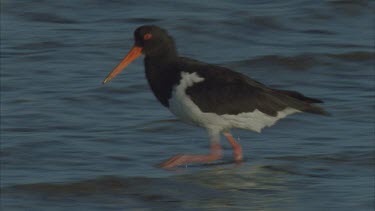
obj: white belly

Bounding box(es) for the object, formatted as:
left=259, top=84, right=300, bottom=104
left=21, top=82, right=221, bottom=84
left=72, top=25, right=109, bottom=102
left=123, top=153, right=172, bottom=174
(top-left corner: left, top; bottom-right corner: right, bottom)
left=168, top=72, right=300, bottom=133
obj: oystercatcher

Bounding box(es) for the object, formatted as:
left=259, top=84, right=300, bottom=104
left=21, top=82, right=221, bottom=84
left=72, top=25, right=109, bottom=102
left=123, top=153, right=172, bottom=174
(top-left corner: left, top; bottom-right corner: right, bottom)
left=103, top=25, right=328, bottom=168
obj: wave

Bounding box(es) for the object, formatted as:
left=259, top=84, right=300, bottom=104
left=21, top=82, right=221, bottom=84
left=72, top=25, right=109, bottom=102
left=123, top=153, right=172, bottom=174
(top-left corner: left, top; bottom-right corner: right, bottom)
left=20, top=12, right=78, bottom=24
left=327, top=51, right=375, bottom=61
left=266, top=150, right=375, bottom=166
left=228, top=51, right=374, bottom=70
left=3, top=174, right=229, bottom=207
left=4, top=164, right=290, bottom=195
left=3, top=158, right=373, bottom=209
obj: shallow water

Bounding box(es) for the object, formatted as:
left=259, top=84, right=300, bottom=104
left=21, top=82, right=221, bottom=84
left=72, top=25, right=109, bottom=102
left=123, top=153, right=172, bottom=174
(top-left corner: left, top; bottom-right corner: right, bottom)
left=1, top=0, right=374, bottom=210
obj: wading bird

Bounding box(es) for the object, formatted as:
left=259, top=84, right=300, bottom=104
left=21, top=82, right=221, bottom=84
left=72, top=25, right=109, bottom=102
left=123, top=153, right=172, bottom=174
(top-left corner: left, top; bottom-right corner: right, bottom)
left=103, top=25, right=328, bottom=168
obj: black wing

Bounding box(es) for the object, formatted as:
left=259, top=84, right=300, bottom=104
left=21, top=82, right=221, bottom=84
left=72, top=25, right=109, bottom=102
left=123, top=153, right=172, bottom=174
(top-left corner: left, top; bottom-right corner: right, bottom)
left=180, top=58, right=327, bottom=116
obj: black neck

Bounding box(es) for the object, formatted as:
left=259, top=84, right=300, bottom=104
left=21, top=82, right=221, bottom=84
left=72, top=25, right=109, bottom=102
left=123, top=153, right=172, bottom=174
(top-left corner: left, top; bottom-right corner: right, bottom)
left=146, top=50, right=177, bottom=66
left=143, top=43, right=180, bottom=108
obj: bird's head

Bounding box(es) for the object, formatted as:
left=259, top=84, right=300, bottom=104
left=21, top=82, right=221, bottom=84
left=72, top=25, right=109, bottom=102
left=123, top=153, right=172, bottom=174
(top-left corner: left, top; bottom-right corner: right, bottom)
left=103, top=25, right=176, bottom=84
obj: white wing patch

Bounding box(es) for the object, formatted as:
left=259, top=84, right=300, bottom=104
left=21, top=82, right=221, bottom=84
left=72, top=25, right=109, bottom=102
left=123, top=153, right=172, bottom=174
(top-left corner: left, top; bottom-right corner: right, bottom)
left=222, top=108, right=300, bottom=133
left=168, top=71, right=300, bottom=133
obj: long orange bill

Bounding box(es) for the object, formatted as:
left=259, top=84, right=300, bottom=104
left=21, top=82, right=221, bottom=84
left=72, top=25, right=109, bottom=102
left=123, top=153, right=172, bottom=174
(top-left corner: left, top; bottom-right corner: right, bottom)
left=102, top=46, right=143, bottom=84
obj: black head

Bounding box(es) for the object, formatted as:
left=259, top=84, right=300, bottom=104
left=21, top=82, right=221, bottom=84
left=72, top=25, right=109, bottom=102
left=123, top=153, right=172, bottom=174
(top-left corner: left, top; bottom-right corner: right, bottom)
left=102, top=25, right=176, bottom=84
left=133, top=25, right=177, bottom=57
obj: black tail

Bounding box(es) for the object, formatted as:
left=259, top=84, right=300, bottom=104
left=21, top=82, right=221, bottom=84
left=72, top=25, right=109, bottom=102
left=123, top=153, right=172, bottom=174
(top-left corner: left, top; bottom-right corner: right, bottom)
left=273, top=89, right=330, bottom=116
left=273, top=89, right=324, bottom=104
left=303, top=104, right=331, bottom=116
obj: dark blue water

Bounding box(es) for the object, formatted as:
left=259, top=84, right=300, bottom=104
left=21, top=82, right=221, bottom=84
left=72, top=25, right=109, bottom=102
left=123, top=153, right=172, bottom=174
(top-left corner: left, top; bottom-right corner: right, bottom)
left=1, top=0, right=374, bottom=210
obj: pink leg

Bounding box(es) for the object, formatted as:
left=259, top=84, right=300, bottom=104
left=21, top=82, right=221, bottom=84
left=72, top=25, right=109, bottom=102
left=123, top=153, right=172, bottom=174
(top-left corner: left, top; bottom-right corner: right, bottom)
left=223, top=132, right=243, bottom=162
left=159, top=143, right=222, bottom=169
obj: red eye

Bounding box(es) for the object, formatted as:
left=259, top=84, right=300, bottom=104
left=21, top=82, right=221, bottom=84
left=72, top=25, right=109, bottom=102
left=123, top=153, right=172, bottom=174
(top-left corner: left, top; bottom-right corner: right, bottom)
left=143, top=33, right=152, bottom=40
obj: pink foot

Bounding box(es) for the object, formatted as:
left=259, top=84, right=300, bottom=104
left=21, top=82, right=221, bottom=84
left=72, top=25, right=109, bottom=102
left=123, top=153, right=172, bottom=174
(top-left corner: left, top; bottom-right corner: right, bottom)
left=159, top=144, right=222, bottom=169
left=223, top=132, right=243, bottom=162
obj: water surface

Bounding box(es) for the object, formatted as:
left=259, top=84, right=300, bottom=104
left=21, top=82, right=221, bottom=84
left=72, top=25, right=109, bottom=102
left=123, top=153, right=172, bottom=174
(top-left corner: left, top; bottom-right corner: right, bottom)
left=1, top=0, right=374, bottom=210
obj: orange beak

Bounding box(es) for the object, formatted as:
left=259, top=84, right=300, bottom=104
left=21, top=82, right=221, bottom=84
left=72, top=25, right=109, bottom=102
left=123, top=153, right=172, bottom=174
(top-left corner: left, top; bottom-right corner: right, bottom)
left=102, top=46, right=143, bottom=84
